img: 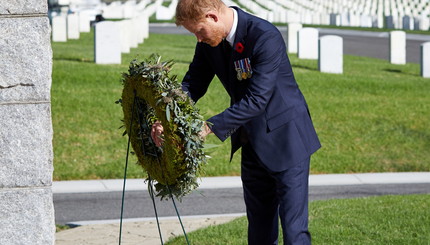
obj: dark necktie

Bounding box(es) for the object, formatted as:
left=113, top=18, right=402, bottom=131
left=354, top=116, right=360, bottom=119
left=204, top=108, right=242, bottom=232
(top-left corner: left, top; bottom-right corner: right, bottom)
left=223, top=39, right=232, bottom=63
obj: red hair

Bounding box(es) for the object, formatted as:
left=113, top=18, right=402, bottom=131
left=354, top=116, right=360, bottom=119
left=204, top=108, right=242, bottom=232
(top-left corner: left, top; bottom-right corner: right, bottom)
left=175, top=0, right=226, bottom=25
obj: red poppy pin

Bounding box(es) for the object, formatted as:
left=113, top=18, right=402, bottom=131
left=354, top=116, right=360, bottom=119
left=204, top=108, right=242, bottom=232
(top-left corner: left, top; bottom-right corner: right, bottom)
left=235, top=42, right=244, bottom=53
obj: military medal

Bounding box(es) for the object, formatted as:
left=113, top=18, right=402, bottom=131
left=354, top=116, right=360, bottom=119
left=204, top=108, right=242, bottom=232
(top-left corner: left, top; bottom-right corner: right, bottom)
left=234, top=60, right=243, bottom=80
left=244, top=58, right=252, bottom=78
left=234, top=58, right=253, bottom=81
left=236, top=67, right=243, bottom=80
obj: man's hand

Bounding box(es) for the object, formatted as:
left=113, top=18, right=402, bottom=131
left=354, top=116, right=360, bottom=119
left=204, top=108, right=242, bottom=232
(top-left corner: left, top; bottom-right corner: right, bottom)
left=151, top=121, right=164, bottom=147
left=199, top=122, right=212, bottom=138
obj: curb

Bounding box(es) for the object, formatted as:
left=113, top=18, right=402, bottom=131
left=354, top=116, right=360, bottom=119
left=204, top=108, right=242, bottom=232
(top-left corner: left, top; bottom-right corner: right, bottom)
left=53, top=172, right=430, bottom=194
left=66, top=213, right=247, bottom=226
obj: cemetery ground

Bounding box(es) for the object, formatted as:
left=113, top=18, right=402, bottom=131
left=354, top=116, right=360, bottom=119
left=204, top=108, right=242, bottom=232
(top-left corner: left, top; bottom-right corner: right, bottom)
left=52, top=30, right=430, bottom=180
left=52, top=30, right=430, bottom=243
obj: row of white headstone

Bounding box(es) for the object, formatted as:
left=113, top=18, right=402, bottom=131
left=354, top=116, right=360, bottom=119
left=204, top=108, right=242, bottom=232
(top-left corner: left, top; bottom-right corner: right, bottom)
left=52, top=12, right=91, bottom=42
left=51, top=0, right=156, bottom=65
left=286, top=24, right=430, bottom=77
left=99, top=0, right=177, bottom=21
left=94, top=13, right=150, bottom=64
left=101, top=0, right=159, bottom=19
left=156, top=0, right=178, bottom=20
left=226, top=0, right=430, bottom=30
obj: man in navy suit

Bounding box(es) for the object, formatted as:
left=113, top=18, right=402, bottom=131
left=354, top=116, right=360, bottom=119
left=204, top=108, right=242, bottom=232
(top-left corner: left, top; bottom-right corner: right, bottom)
left=153, top=0, right=321, bottom=244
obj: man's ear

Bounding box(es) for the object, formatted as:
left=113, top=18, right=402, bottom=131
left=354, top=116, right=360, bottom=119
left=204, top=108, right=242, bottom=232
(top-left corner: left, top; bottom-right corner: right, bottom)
left=205, top=11, right=219, bottom=22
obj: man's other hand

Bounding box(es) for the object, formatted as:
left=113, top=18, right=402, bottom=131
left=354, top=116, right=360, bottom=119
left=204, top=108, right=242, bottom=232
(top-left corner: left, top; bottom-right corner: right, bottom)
left=151, top=121, right=164, bottom=147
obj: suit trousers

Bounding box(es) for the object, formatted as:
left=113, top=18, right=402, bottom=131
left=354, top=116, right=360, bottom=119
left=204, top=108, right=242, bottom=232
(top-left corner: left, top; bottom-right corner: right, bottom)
left=241, top=142, right=311, bottom=245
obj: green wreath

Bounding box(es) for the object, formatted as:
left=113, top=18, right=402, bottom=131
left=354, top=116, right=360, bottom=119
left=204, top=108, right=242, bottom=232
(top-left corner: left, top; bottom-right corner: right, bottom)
left=119, top=55, right=207, bottom=200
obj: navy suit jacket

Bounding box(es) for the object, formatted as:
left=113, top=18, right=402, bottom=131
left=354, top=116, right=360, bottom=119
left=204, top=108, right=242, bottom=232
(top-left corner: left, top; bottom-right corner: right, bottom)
left=182, top=7, right=321, bottom=172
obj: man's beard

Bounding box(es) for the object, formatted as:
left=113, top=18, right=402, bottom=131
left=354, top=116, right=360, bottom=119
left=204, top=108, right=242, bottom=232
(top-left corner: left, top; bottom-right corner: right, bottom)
left=204, top=26, right=224, bottom=47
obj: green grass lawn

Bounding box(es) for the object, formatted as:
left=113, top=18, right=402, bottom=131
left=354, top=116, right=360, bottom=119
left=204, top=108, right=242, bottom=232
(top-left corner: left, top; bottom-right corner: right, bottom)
left=165, top=194, right=430, bottom=245
left=51, top=29, right=430, bottom=180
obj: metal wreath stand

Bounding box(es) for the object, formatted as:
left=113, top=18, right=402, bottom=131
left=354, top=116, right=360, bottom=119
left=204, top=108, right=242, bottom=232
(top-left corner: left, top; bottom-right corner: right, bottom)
left=118, top=90, right=190, bottom=245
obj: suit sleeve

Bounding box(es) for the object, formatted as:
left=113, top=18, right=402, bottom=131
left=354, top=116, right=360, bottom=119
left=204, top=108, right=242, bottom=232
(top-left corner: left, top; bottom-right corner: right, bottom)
left=181, top=42, right=215, bottom=103
left=208, top=30, right=285, bottom=141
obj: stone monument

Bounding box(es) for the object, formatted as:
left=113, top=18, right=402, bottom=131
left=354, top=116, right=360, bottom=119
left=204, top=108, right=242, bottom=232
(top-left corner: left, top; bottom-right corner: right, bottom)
left=0, top=1, right=55, bottom=244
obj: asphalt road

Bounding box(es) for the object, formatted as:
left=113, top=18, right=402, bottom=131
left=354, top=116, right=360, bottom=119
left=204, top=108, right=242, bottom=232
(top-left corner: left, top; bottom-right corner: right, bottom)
left=54, top=183, right=430, bottom=225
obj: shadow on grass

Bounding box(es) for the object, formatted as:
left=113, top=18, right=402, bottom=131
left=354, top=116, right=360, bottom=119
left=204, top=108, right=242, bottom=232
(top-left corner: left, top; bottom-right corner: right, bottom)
left=383, top=68, right=421, bottom=77
left=383, top=68, right=402, bottom=73
left=54, top=57, right=94, bottom=63
left=397, top=124, right=430, bottom=145
left=292, top=64, right=319, bottom=71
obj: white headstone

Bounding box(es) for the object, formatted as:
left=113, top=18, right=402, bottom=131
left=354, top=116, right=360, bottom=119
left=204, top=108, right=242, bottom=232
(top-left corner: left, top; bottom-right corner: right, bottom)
left=102, top=2, right=124, bottom=19
left=286, top=11, right=301, bottom=23
left=119, top=20, right=131, bottom=53
left=126, top=19, right=138, bottom=48
left=79, top=12, right=91, bottom=33
left=319, top=35, right=343, bottom=74
left=360, top=15, right=372, bottom=28
left=123, top=4, right=136, bottom=19
left=418, top=15, right=430, bottom=31
left=389, top=31, right=406, bottom=64
left=67, top=13, right=80, bottom=39
left=136, top=13, right=148, bottom=43
left=312, top=13, right=321, bottom=25
left=142, top=11, right=149, bottom=39
left=95, top=21, right=121, bottom=64
left=52, top=16, right=67, bottom=42
left=298, top=28, right=319, bottom=59
left=421, top=42, right=430, bottom=78
left=287, top=23, right=302, bottom=54
left=132, top=17, right=143, bottom=44
left=320, top=14, right=331, bottom=25
left=340, top=13, right=350, bottom=26
left=156, top=2, right=175, bottom=20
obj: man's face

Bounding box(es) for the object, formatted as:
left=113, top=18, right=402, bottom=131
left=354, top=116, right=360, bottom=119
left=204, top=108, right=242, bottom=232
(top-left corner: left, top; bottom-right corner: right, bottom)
left=183, top=17, right=224, bottom=47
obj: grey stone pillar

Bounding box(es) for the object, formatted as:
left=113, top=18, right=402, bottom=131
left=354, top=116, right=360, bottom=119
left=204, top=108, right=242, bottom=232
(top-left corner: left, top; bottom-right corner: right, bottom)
left=0, top=1, right=55, bottom=245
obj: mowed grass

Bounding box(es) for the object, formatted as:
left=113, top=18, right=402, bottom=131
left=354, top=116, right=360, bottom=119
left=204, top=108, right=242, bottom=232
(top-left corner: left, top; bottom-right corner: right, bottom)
left=51, top=29, right=430, bottom=180
left=166, top=194, right=430, bottom=245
